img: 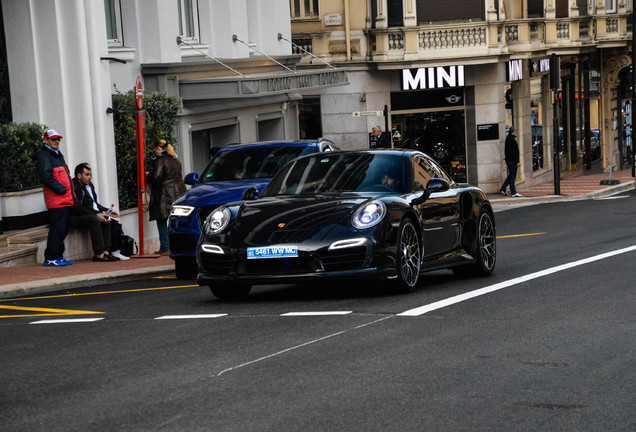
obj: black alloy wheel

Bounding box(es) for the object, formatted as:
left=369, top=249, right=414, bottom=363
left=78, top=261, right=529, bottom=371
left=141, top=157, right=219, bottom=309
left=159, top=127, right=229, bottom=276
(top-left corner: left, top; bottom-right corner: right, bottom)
left=393, top=218, right=421, bottom=293
left=454, top=209, right=496, bottom=277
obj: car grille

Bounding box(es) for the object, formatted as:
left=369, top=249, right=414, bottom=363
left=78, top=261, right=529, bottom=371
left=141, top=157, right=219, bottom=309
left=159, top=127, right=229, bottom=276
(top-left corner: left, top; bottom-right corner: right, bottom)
left=321, top=246, right=367, bottom=271
left=239, top=257, right=317, bottom=275
left=198, top=205, right=221, bottom=228
left=169, top=233, right=198, bottom=253
left=200, top=254, right=233, bottom=275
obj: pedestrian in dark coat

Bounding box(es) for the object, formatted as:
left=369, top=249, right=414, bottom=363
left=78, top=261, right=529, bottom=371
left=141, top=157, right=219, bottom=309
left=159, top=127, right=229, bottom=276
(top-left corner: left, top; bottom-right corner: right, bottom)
left=499, top=126, right=522, bottom=197
left=36, top=129, right=76, bottom=266
left=147, top=139, right=187, bottom=254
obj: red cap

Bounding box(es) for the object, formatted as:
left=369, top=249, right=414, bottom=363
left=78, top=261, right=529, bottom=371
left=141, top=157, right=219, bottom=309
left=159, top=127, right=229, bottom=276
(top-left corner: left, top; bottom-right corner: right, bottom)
left=44, top=129, right=63, bottom=139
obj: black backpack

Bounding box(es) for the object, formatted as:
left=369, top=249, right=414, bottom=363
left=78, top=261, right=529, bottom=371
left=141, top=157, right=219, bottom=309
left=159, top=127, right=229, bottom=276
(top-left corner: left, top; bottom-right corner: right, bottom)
left=110, top=221, right=137, bottom=257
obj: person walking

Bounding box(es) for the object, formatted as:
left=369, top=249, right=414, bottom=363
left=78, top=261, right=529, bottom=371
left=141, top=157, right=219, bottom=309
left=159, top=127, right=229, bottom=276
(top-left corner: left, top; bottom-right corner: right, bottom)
left=36, top=129, right=76, bottom=266
left=69, top=162, right=122, bottom=262
left=147, top=139, right=186, bottom=255
left=500, top=126, right=522, bottom=197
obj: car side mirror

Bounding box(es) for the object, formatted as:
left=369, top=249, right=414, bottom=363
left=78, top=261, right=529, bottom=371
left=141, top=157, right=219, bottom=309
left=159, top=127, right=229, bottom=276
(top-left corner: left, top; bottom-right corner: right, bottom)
left=184, top=172, right=198, bottom=185
left=426, top=178, right=450, bottom=193
left=242, top=186, right=259, bottom=201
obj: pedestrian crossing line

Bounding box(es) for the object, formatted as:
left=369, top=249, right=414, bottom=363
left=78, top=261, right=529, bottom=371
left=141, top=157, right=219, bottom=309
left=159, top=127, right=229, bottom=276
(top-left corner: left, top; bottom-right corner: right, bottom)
left=29, top=318, right=105, bottom=324
left=0, top=305, right=105, bottom=319
left=155, top=314, right=228, bottom=320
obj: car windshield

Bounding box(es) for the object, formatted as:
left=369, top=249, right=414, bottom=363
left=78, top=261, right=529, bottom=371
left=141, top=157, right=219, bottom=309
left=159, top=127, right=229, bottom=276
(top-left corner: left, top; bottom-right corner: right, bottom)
left=199, top=145, right=317, bottom=183
left=262, top=153, right=410, bottom=196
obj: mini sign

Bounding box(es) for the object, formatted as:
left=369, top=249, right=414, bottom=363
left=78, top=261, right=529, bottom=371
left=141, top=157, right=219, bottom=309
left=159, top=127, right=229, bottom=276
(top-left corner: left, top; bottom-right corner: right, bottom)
left=401, top=66, right=465, bottom=90
left=324, top=13, right=343, bottom=26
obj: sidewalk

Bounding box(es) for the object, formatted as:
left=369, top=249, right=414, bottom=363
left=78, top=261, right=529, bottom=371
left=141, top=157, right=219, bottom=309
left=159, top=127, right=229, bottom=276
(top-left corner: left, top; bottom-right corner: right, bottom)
left=1, top=170, right=633, bottom=300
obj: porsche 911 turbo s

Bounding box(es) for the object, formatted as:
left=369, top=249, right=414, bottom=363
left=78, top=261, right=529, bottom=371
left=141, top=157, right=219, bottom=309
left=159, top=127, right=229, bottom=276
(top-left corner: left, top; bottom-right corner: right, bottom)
left=197, top=149, right=496, bottom=300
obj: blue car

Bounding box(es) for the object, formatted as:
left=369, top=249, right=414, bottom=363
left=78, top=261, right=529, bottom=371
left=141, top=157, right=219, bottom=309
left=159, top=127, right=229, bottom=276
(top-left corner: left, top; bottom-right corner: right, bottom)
left=169, top=139, right=338, bottom=278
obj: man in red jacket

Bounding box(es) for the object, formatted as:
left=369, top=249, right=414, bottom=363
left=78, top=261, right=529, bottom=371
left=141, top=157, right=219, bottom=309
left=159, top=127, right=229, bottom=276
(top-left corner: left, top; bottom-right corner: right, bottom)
left=36, top=129, right=76, bottom=266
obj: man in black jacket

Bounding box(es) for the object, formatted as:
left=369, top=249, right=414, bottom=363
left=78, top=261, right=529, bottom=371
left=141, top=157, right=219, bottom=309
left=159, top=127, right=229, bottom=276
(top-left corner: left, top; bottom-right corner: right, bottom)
left=499, top=126, right=522, bottom=197
left=69, top=163, right=120, bottom=261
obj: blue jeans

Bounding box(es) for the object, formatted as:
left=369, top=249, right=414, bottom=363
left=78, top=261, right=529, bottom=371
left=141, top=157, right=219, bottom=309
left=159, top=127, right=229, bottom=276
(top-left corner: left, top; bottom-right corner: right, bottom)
left=156, top=218, right=170, bottom=251
left=501, top=160, right=518, bottom=195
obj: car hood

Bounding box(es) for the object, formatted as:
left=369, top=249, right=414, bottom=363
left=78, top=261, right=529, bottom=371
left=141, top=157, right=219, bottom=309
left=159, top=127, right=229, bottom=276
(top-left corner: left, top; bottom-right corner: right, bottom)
left=179, top=179, right=270, bottom=207
left=232, top=194, right=370, bottom=246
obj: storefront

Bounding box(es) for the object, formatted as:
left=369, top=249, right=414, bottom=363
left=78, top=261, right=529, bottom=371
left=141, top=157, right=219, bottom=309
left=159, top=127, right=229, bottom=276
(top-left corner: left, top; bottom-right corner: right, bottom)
left=391, top=66, right=468, bottom=182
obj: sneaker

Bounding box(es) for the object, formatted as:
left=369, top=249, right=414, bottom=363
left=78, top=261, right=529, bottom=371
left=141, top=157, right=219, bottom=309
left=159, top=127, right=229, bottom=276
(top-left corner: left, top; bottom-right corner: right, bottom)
left=500, top=190, right=509, bottom=196
left=512, top=193, right=522, bottom=197
left=43, top=259, right=67, bottom=267
left=111, top=250, right=130, bottom=261
left=60, top=258, right=73, bottom=265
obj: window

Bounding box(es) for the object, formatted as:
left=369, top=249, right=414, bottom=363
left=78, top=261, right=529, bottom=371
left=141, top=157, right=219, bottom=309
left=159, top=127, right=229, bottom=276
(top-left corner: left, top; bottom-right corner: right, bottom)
left=290, top=0, right=319, bottom=20
left=606, top=0, right=617, bottom=13
left=178, top=0, right=199, bottom=40
left=104, top=0, right=123, bottom=47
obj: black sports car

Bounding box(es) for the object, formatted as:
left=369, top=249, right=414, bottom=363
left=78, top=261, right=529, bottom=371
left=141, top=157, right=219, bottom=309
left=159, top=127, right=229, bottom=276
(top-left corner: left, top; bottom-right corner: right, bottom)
left=197, top=149, right=496, bottom=299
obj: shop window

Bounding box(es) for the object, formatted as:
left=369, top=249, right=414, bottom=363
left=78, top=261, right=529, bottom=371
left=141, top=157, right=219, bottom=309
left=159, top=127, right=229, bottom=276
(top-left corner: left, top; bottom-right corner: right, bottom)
left=178, top=0, right=199, bottom=41
left=104, top=0, right=123, bottom=47
left=530, top=77, right=548, bottom=172
left=258, top=115, right=284, bottom=141
left=416, top=0, right=484, bottom=23
left=290, top=0, right=319, bottom=20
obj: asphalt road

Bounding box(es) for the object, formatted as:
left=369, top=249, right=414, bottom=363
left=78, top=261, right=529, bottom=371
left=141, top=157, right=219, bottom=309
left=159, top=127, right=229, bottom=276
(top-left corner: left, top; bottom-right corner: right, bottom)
left=1, top=191, right=634, bottom=431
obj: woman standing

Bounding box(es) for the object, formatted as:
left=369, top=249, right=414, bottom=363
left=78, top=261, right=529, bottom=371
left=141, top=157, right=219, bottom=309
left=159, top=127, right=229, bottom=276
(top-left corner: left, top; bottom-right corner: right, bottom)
left=147, top=139, right=187, bottom=255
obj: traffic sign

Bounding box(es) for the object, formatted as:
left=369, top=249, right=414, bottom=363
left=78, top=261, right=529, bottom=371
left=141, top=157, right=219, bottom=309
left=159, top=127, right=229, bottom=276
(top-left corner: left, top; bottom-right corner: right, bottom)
left=352, top=111, right=384, bottom=117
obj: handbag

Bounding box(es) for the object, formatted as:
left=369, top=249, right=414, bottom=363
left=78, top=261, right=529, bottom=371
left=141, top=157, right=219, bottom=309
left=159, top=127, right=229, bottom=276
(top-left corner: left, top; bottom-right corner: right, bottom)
left=119, top=234, right=137, bottom=257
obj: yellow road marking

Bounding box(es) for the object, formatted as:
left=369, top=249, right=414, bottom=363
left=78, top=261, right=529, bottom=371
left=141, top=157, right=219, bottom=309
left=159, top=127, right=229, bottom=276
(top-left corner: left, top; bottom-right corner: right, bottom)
left=0, top=305, right=105, bottom=319
left=0, top=284, right=198, bottom=303
left=497, top=232, right=546, bottom=239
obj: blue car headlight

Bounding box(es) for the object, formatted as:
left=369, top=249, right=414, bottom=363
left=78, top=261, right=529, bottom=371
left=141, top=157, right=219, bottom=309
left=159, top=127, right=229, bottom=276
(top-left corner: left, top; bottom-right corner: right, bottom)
left=352, top=200, right=386, bottom=229
left=204, top=207, right=231, bottom=235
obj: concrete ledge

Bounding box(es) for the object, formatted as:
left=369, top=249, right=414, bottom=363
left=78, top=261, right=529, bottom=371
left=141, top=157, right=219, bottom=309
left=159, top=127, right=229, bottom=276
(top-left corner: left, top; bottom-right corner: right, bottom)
left=0, top=245, right=38, bottom=267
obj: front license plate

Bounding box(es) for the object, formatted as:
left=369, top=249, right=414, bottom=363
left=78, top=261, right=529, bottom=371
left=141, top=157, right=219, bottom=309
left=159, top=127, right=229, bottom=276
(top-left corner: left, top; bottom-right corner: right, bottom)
left=247, top=245, right=298, bottom=259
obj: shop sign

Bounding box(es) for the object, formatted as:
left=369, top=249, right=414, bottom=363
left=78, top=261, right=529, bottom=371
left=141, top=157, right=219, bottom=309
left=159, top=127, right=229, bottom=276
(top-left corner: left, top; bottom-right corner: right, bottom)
left=531, top=58, right=551, bottom=77
left=507, top=59, right=523, bottom=81
left=401, top=66, right=465, bottom=91
left=477, top=124, right=499, bottom=141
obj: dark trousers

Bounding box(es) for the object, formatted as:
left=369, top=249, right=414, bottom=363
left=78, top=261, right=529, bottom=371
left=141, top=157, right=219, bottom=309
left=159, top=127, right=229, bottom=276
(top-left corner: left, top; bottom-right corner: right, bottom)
left=45, top=207, right=69, bottom=260
left=501, top=160, right=518, bottom=195
left=156, top=218, right=169, bottom=251
left=69, top=214, right=111, bottom=255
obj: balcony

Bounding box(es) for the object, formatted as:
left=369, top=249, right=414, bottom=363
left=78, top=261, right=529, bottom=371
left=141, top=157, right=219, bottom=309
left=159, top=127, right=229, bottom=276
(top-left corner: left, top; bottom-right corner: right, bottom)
left=291, top=12, right=631, bottom=66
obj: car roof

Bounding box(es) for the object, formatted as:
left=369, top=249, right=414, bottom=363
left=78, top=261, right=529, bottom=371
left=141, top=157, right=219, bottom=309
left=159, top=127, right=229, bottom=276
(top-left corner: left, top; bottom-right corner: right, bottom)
left=218, top=139, right=334, bottom=152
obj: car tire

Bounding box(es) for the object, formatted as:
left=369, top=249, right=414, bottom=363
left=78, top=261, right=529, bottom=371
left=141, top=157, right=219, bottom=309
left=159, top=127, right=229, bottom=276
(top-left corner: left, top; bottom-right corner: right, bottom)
left=175, top=257, right=198, bottom=279
left=392, top=218, right=421, bottom=293
left=209, top=283, right=252, bottom=300
left=454, top=209, right=496, bottom=277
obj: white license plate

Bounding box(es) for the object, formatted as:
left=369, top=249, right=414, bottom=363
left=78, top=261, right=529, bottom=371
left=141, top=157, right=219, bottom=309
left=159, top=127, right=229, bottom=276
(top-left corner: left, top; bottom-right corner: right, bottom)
left=247, top=245, right=298, bottom=259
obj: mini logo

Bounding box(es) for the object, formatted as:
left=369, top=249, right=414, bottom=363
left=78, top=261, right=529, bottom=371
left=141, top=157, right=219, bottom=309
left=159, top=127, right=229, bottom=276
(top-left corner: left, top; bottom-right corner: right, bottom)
left=277, top=223, right=286, bottom=228
left=445, top=95, right=462, bottom=104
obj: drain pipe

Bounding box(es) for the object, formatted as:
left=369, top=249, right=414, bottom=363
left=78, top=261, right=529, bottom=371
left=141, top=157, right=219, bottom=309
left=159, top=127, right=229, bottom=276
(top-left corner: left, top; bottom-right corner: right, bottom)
left=344, top=0, right=351, bottom=61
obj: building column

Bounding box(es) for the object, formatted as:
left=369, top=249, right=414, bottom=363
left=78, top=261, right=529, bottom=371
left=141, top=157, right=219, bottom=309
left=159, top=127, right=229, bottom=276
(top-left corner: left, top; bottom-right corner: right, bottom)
left=601, top=52, right=631, bottom=172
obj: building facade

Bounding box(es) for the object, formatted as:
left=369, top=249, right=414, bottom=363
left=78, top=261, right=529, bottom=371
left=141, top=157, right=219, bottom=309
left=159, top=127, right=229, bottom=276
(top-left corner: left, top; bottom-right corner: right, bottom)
left=291, top=0, right=633, bottom=192
left=0, top=0, right=347, bottom=240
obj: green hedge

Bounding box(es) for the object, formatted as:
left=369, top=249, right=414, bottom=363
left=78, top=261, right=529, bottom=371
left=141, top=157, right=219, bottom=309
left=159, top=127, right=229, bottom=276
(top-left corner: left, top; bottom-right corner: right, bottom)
left=0, top=122, right=47, bottom=192
left=112, top=90, right=181, bottom=210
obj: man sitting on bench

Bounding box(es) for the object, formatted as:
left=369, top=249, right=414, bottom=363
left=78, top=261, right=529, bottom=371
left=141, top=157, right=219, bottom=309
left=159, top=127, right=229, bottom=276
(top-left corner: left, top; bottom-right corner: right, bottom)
left=69, top=163, right=119, bottom=262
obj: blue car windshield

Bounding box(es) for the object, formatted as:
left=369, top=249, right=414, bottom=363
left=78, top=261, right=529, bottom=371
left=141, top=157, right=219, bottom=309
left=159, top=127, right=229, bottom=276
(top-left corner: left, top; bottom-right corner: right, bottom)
left=262, top=153, right=410, bottom=196
left=200, top=145, right=318, bottom=183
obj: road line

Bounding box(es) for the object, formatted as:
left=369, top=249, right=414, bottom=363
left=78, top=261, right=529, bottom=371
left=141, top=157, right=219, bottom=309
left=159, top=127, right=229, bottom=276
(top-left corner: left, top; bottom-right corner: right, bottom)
left=497, top=232, right=546, bottom=239
left=281, top=311, right=353, bottom=316
left=155, top=314, right=227, bottom=320
left=399, top=245, right=636, bottom=317
left=0, top=284, right=197, bottom=302
left=29, top=318, right=105, bottom=324
left=0, top=305, right=104, bottom=319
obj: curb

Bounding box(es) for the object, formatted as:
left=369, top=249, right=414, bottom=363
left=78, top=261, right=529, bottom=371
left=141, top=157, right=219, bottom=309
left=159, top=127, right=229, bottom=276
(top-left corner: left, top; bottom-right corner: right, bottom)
left=0, top=265, right=176, bottom=299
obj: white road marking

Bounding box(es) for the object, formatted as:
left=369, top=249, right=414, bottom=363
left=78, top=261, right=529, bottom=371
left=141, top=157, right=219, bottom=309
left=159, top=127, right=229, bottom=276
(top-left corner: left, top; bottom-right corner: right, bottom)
left=29, top=318, right=105, bottom=324
left=281, top=311, right=353, bottom=316
left=399, top=245, right=636, bottom=317
left=155, top=314, right=227, bottom=320
left=594, top=196, right=629, bottom=200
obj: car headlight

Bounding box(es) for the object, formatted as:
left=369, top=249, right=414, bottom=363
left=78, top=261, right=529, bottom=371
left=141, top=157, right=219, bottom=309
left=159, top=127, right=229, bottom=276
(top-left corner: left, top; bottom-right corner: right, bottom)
left=205, top=207, right=231, bottom=235
left=352, top=200, right=386, bottom=229
left=171, top=205, right=195, bottom=217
